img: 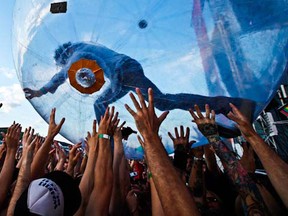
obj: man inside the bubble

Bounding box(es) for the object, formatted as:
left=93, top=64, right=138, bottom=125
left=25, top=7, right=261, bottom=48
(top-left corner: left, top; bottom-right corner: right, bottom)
left=24, top=41, right=255, bottom=123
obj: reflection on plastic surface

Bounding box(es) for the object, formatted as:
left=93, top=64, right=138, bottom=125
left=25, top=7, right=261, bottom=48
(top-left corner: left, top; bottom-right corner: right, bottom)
left=13, top=0, right=288, bottom=159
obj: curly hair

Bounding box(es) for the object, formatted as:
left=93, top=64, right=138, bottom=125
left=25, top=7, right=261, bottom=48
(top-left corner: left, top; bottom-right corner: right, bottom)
left=53, top=42, right=72, bottom=62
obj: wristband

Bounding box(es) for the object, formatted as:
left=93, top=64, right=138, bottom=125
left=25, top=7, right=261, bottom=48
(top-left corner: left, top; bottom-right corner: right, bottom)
left=98, top=134, right=110, bottom=140
left=40, top=87, right=48, bottom=94
left=148, top=172, right=152, bottom=179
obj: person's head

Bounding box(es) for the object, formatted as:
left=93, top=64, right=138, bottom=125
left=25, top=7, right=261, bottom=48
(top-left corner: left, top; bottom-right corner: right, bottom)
left=54, top=42, right=73, bottom=66
left=14, top=171, right=81, bottom=216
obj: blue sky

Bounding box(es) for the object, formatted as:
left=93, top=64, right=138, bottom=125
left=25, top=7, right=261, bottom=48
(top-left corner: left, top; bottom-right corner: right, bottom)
left=0, top=0, right=69, bottom=142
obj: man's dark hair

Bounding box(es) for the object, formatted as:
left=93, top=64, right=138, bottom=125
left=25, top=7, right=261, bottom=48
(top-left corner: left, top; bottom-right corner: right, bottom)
left=54, top=42, right=72, bottom=62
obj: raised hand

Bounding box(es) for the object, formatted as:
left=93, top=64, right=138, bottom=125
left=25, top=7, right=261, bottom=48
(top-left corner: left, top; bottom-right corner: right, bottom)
left=114, top=121, right=126, bottom=140
left=86, top=120, right=99, bottom=152
left=66, top=143, right=82, bottom=176
left=5, top=122, right=22, bottom=152
left=22, top=127, right=34, bottom=148
left=189, top=104, right=220, bottom=143
left=54, top=141, right=67, bottom=161
left=34, top=136, right=45, bottom=155
left=98, top=106, right=120, bottom=136
left=47, top=108, right=65, bottom=139
left=23, top=88, right=42, bottom=99
left=168, top=125, right=190, bottom=149
left=227, top=103, right=256, bottom=139
left=23, top=131, right=38, bottom=163
left=125, top=88, right=169, bottom=138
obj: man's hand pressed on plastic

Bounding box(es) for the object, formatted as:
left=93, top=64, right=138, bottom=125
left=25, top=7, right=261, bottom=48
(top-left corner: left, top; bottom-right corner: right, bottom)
left=23, top=88, right=43, bottom=99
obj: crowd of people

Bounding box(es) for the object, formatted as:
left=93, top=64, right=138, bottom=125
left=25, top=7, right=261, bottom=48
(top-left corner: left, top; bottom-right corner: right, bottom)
left=0, top=88, right=288, bottom=215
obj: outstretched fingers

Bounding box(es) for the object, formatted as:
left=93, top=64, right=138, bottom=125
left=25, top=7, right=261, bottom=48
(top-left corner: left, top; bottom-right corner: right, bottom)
left=158, top=111, right=169, bottom=126
left=147, top=88, right=155, bottom=114
left=136, top=88, right=147, bottom=110
left=125, top=104, right=136, bottom=117
left=205, top=104, right=210, bottom=118
left=168, top=131, right=175, bottom=141
left=129, top=91, right=142, bottom=112
left=194, top=104, right=204, bottom=118
left=119, top=121, right=126, bottom=129
left=185, top=127, right=190, bottom=139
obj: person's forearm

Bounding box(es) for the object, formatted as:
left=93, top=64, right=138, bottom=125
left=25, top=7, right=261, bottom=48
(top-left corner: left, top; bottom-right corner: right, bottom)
left=16, top=156, right=23, bottom=169
left=246, top=133, right=288, bottom=208
left=0, top=147, right=6, bottom=161
left=188, top=159, right=206, bottom=203
left=204, top=146, right=220, bottom=175
left=143, top=134, right=199, bottom=216
left=79, top=156, right=87, bottom=174
left=91, top=138, right=113, bottom=216
left=150, top=178, right=165, bottom=216
left=66, top=164, right=75, bottom=177
left=211, top=140, right=266, bottom=213
left=31, top=136, right=53, bottom=179
left=54, top=158, right=66, bottom=171
left=109, top=137, right=126, bottom=215
left=0, top=149, right=17, bottom=208
left=7, top=157, right=32, bottom=216
left=42, top=69, right=67, bottom=94
left=75, top=150, right=97, bottom=216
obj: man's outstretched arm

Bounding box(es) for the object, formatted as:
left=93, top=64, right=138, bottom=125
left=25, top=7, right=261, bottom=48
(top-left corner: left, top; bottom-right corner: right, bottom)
left=24, top=69, right=67, bottom=99
left=125, top=88, right=200, bottom=216
left=228, top=103, right=288, bottom=209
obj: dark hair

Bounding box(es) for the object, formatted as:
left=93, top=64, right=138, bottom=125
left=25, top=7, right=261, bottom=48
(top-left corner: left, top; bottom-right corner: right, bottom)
left=54, top=42, right=72, bottom=62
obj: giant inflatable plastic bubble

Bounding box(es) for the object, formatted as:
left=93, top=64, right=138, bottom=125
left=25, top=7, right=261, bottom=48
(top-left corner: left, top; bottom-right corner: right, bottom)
left=13, top=0, right=288, bottom=159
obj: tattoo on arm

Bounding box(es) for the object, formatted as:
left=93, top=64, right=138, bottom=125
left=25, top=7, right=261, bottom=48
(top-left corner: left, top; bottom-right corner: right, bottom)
left=198, top=124, right=220, bottom=143
left=212, top=140, right=266, bottom=214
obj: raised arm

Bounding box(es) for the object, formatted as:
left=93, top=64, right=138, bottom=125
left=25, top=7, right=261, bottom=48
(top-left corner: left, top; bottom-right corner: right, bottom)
left=75, top=120, right=99, bottom=216
left=125, top=88, right=199, bottom=216
left=31, top=108, right=65, bottom=179
left=188, top=145, right=206, bottom=205
left=54, top=141, right=67, bottom=171
left=0, top=123, right=21, bottom=209
left=7, top=128, right=37, bottom=216
left=109, top=121, right=131, bottom=216
left=228, top=103, right=288, bottom=208
left=86, top=107, right=119, bottom=215
left=24, top=68, right=67, bottom=99
left=190, top=104, right=267, bottom=215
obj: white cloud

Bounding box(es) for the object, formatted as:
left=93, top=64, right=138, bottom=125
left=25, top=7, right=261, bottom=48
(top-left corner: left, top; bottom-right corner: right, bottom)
left=0, top=67, right=16, bottom=79
left=0, top=84, right=25, bottom=112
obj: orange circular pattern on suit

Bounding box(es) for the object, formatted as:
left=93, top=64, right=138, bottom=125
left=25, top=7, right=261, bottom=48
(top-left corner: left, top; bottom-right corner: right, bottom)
left=68, top=59, right=105, bottom=94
